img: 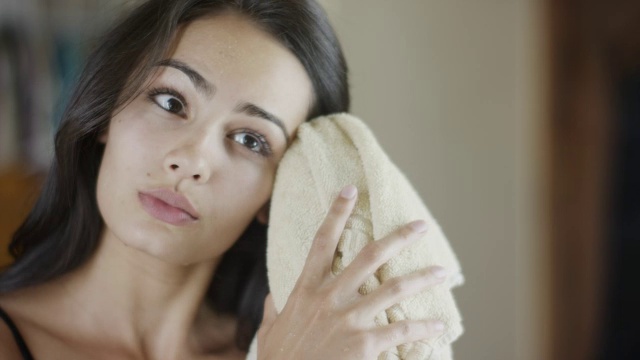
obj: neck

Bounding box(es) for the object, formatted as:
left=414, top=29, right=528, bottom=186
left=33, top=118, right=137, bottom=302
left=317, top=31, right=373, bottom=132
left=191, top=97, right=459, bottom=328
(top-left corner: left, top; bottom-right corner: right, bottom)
left=56, top=228, right=221, bottom=359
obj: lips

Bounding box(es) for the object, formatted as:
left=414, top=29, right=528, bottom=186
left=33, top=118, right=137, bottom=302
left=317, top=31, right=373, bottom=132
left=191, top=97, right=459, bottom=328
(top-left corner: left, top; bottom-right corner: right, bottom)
left=138, top=189, right=199, bottom=226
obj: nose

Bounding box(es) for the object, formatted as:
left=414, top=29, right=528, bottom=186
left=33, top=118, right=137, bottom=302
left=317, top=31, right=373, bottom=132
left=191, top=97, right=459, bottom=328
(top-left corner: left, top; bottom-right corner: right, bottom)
left=163, top=130, right=221, bottom=184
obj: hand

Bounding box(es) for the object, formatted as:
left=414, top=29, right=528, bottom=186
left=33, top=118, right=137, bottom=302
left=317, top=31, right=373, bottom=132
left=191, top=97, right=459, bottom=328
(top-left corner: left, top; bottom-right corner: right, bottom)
left=256, top=185, right=449, bottom=359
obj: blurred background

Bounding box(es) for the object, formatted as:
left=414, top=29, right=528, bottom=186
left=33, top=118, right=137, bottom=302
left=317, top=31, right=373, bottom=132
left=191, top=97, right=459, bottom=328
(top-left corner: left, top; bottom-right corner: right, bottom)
left=1, top=0, right=638, bottom=359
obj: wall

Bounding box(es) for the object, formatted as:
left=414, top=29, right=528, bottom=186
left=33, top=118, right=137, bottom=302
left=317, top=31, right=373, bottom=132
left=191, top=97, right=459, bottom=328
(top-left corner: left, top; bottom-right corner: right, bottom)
left=320, top=1, right=547, bottom=359
left=1, top=0, right=548, bottom=357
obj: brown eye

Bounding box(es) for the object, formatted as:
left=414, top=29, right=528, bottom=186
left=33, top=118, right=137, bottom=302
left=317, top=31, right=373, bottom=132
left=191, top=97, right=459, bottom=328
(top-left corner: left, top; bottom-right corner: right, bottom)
left=154, top=94, right=185, bottom=114
left=232, top=133, right=262, bottom=152
left=231, top=131, right=272, bottom=157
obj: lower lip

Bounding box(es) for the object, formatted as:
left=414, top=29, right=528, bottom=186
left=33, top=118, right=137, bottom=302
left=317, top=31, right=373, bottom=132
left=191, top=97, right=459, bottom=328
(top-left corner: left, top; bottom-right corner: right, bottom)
left=138, top=193, right=197, bottom=226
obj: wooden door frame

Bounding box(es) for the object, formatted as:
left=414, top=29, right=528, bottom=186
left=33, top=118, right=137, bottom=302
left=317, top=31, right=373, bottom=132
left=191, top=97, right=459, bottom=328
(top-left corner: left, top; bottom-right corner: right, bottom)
left=546, top=1, right=640, bottom=359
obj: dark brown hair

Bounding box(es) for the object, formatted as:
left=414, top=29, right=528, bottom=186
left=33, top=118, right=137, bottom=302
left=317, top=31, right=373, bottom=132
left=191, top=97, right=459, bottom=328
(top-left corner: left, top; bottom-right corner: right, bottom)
left=0, top=0, right=349, bottom=351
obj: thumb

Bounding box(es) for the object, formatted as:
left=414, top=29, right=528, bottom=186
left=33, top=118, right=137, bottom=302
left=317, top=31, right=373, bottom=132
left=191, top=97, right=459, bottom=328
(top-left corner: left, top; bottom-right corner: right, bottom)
left=261, top=293, right=278, bottom=330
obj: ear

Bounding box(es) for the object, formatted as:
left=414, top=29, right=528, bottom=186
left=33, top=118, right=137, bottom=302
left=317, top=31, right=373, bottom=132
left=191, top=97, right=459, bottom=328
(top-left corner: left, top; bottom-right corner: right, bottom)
left=256, top=200, right=270, bottom=225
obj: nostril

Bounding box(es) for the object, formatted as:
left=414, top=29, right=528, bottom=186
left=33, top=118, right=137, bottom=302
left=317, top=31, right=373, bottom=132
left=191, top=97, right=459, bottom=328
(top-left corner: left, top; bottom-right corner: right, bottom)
left=170, top=164, right=179, bottom=170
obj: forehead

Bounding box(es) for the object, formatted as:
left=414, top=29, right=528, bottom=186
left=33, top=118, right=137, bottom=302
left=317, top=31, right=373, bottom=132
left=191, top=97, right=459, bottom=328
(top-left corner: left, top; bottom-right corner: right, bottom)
left=167, top=12, right=313, bottom=136
left=176, top=13, right=268, bottom=64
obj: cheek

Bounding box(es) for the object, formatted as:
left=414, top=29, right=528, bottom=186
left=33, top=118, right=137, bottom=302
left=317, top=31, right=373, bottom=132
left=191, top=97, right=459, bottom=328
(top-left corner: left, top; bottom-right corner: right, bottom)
left=194, top=169, right=273, bottom=248
left=94, top=107, right=278, bottom=263
left=98, top=131, right=146, bottom=193
left=105, top=110, right=166, bottom=175
left=209, top=167, right=272, bottom=224
left=95, top=114, right=161, bottom=240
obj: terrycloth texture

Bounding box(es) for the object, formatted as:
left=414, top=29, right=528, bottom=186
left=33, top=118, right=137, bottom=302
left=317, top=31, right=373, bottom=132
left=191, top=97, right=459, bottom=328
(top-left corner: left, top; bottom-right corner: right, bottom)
left=246, top=113, right=464, bottom=359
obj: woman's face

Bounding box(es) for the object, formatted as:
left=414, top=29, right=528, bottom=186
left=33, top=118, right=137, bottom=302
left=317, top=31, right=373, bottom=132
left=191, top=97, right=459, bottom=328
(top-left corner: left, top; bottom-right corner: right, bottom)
left=96, top=13, right=313, bottom=265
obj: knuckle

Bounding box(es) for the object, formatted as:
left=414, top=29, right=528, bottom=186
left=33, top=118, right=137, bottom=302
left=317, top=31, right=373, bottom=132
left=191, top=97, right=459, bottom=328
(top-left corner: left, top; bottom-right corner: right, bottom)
left=352, top=331, right=375, bottom=352
left=292, top=279, right=319, bottom=299
left=298, top=273, right=322, bottom=290
left=313, top=230, right=328, bottom=244
left=312, top=233, right=330, bottom=251
left=382, top=330, right=400, bottom=344
left=331, top=197, right=349, bottom=212
left=360, top=243, right=385, bottom=263
left=399, top=225, right=416, bottom=241
left=389, top=277, right=409, bottom=294
left=399, top=322, right=413, bottom=337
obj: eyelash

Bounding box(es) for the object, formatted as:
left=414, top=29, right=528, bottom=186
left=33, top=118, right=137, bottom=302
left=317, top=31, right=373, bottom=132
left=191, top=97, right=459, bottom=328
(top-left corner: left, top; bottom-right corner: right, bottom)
left=146, top=86, right=274, bottom=158
left=231, top=130, right=273, bottom=157
left=148, top=87, right=188, bottom=117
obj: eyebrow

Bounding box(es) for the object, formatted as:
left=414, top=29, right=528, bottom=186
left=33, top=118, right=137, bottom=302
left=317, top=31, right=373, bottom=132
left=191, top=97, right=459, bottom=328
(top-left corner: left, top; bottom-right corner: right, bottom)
left=155, top=58, right=290, bottom=145
left=156, top=59, right=215, bottom=97
left=235, top=102, right=291, bottom=145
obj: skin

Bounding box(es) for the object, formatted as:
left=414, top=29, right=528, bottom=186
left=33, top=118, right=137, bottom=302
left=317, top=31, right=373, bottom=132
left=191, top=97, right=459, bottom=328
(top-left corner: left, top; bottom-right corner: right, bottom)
left=0, top=11, right=450, bottom=360
left=0, top=13, right=312, bottom=360
left=257, top=188, right=449, bottom=359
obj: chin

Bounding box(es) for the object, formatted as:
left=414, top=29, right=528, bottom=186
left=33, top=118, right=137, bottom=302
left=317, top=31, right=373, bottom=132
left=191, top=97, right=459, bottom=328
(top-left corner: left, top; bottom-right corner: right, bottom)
left=123, top=228, right=231, bottom=267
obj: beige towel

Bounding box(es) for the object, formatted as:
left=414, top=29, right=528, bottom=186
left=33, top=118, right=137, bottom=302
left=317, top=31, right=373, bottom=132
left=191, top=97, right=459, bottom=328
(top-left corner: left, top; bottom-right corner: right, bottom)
left=246, top=113, right=464, bottom=359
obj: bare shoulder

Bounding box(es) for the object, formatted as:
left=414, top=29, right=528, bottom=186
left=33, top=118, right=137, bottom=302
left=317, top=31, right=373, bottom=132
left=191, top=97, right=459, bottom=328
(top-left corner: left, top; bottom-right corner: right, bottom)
left=0, top=302, right=24, bottom=360
left=0, top=289, right=48, bottom=359
left=0, top=281, right=87, bottom=358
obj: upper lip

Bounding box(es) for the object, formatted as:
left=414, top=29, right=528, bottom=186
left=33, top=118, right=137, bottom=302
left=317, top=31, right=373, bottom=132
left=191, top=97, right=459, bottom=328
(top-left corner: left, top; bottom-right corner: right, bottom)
left=140, top=188, right=200, bottom=219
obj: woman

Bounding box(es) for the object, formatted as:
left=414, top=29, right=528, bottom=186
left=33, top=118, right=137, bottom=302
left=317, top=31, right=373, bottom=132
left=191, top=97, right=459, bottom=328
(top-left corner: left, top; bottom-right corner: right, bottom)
left=0, top=0, right=449, bottom=358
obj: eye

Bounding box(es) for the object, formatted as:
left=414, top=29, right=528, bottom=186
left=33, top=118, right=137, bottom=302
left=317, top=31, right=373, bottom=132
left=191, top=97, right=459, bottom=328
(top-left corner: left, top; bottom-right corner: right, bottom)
left=147, top=87, right=187, bottom=117
left=231, top=130, right=273, bottom=157
left=156, top=94, right=184, bottom=113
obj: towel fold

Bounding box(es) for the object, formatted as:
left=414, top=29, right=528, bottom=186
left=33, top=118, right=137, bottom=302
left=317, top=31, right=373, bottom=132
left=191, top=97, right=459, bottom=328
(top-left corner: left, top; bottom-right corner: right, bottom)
left=246, top=113, right=464, bottom=359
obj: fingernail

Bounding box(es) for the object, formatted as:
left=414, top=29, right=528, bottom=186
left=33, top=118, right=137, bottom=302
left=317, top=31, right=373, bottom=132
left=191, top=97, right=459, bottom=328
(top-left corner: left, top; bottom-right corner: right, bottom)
left=432, top=266, right=449, bottom=279
left=340, top=185, right=357, bottom=199
left=410, top=220, right=428, bottom=233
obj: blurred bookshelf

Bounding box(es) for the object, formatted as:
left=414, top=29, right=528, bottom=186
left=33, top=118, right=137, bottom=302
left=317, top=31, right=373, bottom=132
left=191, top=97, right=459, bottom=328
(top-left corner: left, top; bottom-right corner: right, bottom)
left=0, top=0, right=140, bottom=265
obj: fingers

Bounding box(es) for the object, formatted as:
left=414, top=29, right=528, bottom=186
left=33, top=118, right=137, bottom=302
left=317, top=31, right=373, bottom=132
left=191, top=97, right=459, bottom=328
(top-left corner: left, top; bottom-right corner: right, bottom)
left=299, top=185, right=357, bottom=285
left=336, top=220, right=429, bottom=295
left=369, top=319, right=445, bottom=355
left=352, top=266, right=448, bottom=321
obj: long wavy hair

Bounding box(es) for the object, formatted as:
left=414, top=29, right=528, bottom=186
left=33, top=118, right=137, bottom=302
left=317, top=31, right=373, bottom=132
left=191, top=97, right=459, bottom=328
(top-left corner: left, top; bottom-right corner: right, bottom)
left=0, top=0, right=349, bottom=351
